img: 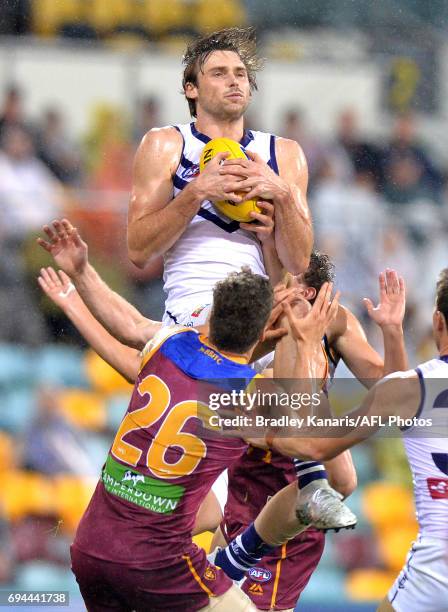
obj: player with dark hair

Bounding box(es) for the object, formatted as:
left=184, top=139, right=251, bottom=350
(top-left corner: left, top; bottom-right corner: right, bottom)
left=127, top=26, right=312, bottom=324
left=37, top=219, right=343, bottom=611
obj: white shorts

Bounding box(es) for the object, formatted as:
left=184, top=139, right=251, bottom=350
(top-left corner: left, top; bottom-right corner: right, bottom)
left=388, top=534, right=448, bottom=611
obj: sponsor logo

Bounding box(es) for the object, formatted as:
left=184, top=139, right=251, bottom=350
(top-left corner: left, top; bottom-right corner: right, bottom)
left=181, top=164, right=200, bottom=179
left=122, top=470, right=145, bottom=487
left=248, top=583, right=264, bottom=595
left=103, top=455, right=185, bottom=514
left=427, top=477, right=448, bottom=499
left=204, top=566, right=216, bottom=581
left=248, top=567, right=272, bottom=583
left=191, top=305, right=206, bottom=318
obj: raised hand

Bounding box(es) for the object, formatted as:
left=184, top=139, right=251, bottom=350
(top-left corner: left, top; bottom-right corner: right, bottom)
left=363, top=269, right=406, bottom=328
left=261, top=284, right=304, bottom=343
left=37, top=219, right=88, bottom=278
left=195, top=152, right=246, bottom=204
left=38, top=267, right=78, bottom=309
left=282, top=282, right=340, bottom=345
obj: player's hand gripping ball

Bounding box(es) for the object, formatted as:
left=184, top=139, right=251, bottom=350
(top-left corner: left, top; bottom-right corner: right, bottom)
left=199, top=137, right=261, bottom=222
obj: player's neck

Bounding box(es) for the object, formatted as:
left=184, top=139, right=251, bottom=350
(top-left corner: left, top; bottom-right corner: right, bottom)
left=194, top=114, right=245, bottom=142
left=438, top=338, right=448, bottom=357
left=205, top=336, right=251, bottom=363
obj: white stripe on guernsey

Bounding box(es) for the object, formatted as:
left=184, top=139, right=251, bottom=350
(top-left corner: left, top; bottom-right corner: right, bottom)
left=227, top=549, right=251, bottom=571
left=295, top=466, right=326, bottom=476
left=294, top=460, right=321, bottom=468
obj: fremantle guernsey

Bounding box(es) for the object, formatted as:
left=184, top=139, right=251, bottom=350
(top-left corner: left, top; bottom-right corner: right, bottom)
left=73, top=327, right=257, bottom=571
left=402, top=355, right=448, bottom=539
left=162, top=122, right=279, bottom=324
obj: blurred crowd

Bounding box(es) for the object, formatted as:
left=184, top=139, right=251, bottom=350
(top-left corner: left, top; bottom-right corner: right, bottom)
left=0, top=83, right=445, bottom=363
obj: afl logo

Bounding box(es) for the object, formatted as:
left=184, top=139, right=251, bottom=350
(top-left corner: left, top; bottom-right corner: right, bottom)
left=248, top=567, right=272, bottom=583
left=181, top=164, right=200, bottom=179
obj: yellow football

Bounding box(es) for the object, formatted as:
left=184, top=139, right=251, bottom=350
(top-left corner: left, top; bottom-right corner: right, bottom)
left=199, top=137, right=260, bottom=223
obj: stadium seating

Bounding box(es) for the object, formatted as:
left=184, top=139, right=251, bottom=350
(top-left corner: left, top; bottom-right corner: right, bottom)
left=58, top=389, right=106, bottom=431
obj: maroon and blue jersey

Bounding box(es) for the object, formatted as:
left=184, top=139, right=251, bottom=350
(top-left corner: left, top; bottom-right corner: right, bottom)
left=73, top=327, right=255, bottom=571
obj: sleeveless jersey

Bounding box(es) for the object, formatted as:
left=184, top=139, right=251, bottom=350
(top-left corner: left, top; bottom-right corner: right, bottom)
left=163, top=122, right=279, bottom=320
left=403, top=355, right=448, bottom=539
left=73, top=327, right=257, bottom=569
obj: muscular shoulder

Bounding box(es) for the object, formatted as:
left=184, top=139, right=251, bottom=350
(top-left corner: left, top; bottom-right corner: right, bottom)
left=137, top=126, right=183, bottom=174
left=275, top=137, right=306, bottom=163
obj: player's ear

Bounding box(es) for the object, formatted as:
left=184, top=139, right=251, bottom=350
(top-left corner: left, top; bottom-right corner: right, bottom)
left=303, top=287, right=316, bottom=301
left=434, top=310, right=445, bottom=333
left=185, top=82, right=198, bottom=100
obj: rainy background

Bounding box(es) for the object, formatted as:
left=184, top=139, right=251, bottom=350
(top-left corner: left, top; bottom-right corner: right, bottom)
left=0, top=1, right=447, bottom=610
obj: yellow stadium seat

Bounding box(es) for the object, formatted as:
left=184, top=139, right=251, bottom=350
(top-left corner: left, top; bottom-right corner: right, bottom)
left=143, top=0, right=189, bottom=36
left=346, top=568, right=397, bottom=602
left=377, top=524, right=418, bottom=573
left=59, top=389, right=107, bottom=430
left=193, top=531, right=213, bottom=554
left=32, top=0, right=82, bottom=37
left=193, top=0, right=246, bottom=35
left=54, top=475, right=96, bottom=533
left=0, top=431, right=15, bottom=472
left=0, top=471, right=56, bottom=520
left=362, top=482, right=416, bottom=529
left=89, top=0, right=136, bottom=34
left=84, top=349, right=133, bottom=395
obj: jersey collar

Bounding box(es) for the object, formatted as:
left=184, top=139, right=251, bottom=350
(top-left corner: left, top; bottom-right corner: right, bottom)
left=198, top=334, right=248, bottom=364
left=190, top=122, right=254, bottom=148
left=439, top=355, right=448, bottom=364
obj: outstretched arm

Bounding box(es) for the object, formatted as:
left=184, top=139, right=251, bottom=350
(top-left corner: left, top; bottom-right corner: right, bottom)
left=38, top=267, right=141, bottom=383
left=37, top=219, right=161, bottom=350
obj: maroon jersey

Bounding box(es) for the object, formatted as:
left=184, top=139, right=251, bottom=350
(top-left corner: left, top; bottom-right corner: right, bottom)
left=72, top=328, right=256, bottom=609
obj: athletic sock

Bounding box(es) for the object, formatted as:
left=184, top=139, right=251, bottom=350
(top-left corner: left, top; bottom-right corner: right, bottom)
left=214, top=522, right=275, bottom=581
left=293, top=459, right=328, bottom=488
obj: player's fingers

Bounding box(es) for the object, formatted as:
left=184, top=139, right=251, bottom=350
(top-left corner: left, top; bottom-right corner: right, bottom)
left=256, top=201, right=274, bottom=217
left=61, top=218, right=74, bottom=232
left=244, top=150, right=263, bottom=164
left=363, top=297, right=374, bottom=313
left=36, top=237, right=52, bottom=253
left=248, top=211, right=274, bottom=226
left=222, top=192, right=243, bottom=203
left=327, top=290, right=340, bottom=322
left=47, top=267, right=61, bottom=285
left=37, top=275, right=50, bottom=294
left=266, top=327, right=288, bottom=340
left=213, top=151, right=230, bottom=164
left=399, top=276, right=406, bottom=295
left=71, top=227, right=85, bottom=248
left=42, top=224, right=57, bottom=241
left=313, top=282, right=330, bottom=314
left=386, top=268, right=399, bottom=294
left=39, top=267, right=54, bottom=288
left=379, top=271, right=387, bottom=296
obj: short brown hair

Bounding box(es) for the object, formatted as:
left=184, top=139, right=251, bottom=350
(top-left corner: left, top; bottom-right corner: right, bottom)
left=436, top=268, right=448, bottom=325
left=209, top=267, right=273, bottom=354
left=182, top=27, right=263, bottom=118
left=303, top=251, right=335, bottom=294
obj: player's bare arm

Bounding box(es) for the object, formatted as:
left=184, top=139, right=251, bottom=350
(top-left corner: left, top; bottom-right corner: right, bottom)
left=38, top=266, right=141, bottom=382
left=127, top=127, right=247, bottom=267
left=37, top=219, right=161, bottom=350
left=219, top=138, right=313, bottom=274
left=280, top=370, right=421, bottom=463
